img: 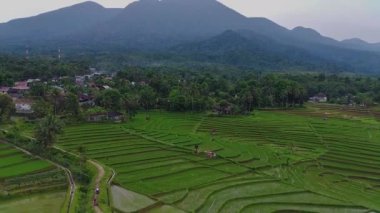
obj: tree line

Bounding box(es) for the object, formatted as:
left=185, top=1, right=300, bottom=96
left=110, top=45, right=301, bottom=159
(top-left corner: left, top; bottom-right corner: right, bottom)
left=0, top=55, right=89, bottom=86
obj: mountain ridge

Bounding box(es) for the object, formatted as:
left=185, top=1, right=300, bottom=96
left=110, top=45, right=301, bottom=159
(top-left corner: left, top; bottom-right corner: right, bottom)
left=0, top=0, right=380, bottom=73
left=0, top=1, right=122, bottom=41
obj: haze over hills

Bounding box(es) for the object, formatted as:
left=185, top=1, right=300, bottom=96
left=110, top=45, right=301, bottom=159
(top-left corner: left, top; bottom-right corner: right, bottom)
left=0, top=0, right=380, bottom=73
left=172, top=30, right=344, bottom=71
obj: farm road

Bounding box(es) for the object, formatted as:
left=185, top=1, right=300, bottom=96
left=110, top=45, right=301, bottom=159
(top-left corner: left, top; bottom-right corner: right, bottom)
left=89, top=160, right=105, bottom=213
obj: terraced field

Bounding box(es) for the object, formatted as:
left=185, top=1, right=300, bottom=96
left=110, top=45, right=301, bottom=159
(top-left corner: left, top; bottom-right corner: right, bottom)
left=0, top=142, right=68, bottom=212
left=58, top=110, right=380, bottom=212
left=286, top=103, right=380, bottom=121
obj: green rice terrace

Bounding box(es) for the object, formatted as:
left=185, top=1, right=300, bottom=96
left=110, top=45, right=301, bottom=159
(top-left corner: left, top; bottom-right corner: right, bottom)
left=56, top=104, right=380, bottom=213
left=0, top=142, right=68, bottom=213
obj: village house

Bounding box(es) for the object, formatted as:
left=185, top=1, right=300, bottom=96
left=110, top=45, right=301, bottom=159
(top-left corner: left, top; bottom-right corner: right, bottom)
left=14, top=99, right=34, bottom=115
left=0, top=87, right=9, bottom=94
left=75, top=76, right=85, bottom=86
left=52, top=86, right=65, bottom=94
left=8, top=81, right=30, bottom=98
left=26, top=78, right=41, bottom=86
left=79, top=94, right=95, bottom=106
left=102, top=85, right=111, bottom=90
left=213, top=102, right=234, bottom=115
left=87, top=112, right=108, bottom=122
left=75, top=75, right=94, bottom=86
left=14, top=81, right=29, bottom=90
left=87, top=112, right=124, bottom=122
left=309, top=93, right=327, bottom=103
left=107, top=112, right=124, bottom=122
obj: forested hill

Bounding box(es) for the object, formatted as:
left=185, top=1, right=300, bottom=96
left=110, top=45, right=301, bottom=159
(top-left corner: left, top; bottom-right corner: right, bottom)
left=171, top=30, right=347, bottom=72
left=1, top=0, right=380, bottom=74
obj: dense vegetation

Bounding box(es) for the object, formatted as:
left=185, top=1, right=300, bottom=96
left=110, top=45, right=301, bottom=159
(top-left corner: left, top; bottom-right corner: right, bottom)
left=0, top=55, right=89, bottom=86
left=114, top=68, right=380, bottom=112
left=2, top=58, right=380, bottom=121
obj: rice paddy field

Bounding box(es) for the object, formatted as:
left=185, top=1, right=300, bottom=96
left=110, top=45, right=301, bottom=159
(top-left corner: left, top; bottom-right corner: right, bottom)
left=0, top=142, right=68, bottom=212
left=58, top=104, right=380, bottom=213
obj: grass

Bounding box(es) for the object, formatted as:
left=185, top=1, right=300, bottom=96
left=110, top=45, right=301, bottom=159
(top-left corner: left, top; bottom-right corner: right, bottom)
left=57, top=106, right=380, bottom=212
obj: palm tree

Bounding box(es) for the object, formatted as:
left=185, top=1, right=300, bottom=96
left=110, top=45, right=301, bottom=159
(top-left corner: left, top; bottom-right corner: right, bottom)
left=50, top=88, right=62, bottom=115
left=140, top=86, right=156, bottom=118
left=122, top=93, right=139, bottom=119
left=35, top=114, right=63, bottom=148
left=188, top=84, right=200, bottom=112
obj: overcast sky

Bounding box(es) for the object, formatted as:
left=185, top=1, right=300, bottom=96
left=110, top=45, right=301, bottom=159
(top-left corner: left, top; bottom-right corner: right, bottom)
left=0, top=0, right=379, bottom=43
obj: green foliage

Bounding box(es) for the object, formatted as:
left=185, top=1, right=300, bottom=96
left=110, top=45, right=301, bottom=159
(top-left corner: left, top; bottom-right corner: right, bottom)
left=32, top=99, right=53, bottom=118
left=0, top=94, right=15, bottom=123
left=168, top=89, right=187, bottom=111
left=30, top=83, right=49, bottom=97
left=64, top=92, right=80, bottom=117
left=35, top=115, right=64, bottom=148
left=111, top=69, right=308, bottom=114
left=96, top=89, right=122, bottom=112
left=122, top=93, right=139, bottom=119
left=0, top=55, right=89, bottom=81
left=139, top=86, right=156, bottom=111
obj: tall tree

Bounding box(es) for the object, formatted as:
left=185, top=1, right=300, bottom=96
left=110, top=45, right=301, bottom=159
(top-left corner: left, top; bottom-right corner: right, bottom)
left=32, top=100, right=53, bottom=118
left=49, top=88, right=64, bottom=115
left=96, top=89, right=121, bottom=112
left=140, top=86, right=156, bottom=112
left=0, top=94, right=15, bottom=123
left=64, top=92, right=80, bottom=116
left=122, top=93, right=139, bottom=119
left=35, top=115, right=63, bottom=148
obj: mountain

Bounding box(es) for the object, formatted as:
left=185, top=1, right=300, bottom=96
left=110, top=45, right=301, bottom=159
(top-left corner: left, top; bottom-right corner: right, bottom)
left=341, top=38, right=380, bottom=52
left=0, top=1, right=122, bottom=41
left=343, top=38, right=370, bottom=46
left=171, top=30, right=352, bottom=72
left=90, top=0, right=292, bottom=49
left=0, top=0, right=380, bottom=73
left=101, top=0, right=248, bottom=38
left=290, top=27, right=338, bottom=46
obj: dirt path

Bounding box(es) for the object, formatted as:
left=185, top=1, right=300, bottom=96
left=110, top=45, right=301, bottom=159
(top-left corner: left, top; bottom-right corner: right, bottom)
left=54, top=146, right=109, bottom=213
left=89, top=160, right=105, bottom=213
